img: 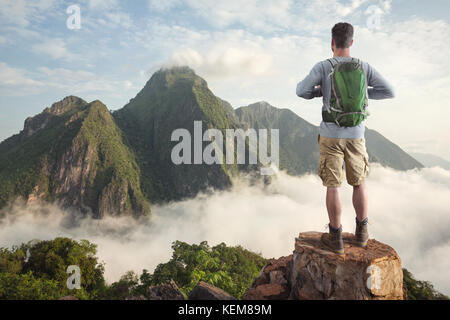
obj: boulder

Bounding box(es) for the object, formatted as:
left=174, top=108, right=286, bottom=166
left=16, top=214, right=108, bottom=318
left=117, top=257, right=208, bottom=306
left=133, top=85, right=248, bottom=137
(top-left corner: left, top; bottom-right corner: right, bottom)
left=148, top=279, right=185, bottom=300
left=188, top=281, right=236, bottom=300
left=244, top=232, right=404, bottom=300
left=243, top=255, right=292, bottom=300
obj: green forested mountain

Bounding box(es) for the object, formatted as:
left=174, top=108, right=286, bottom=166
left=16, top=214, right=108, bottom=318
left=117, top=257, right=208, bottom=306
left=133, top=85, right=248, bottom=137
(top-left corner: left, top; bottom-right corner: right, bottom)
left=236, top=101, right=319, bottom=175
left=0, top=67, right=422, bottom=216
left=113, top=66, right=250, bottom=203
left=0, top=96, right=149, bottom=218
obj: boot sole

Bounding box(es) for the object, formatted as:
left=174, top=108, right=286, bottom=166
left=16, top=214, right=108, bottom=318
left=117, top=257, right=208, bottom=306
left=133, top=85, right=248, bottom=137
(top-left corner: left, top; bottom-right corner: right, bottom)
left=351, top=240, right=368, bottom=248
left=320, top=239, right=344, bottom=255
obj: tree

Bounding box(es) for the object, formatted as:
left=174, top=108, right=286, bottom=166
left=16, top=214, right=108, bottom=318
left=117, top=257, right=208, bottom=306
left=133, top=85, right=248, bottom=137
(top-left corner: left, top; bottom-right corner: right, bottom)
left=0, top=238, right=106, bottom=299
left=403, top=268, right=449, bottom=300
left=104, top=271, right=139, bottom=300
left=149, top=240, right=266, bottom=299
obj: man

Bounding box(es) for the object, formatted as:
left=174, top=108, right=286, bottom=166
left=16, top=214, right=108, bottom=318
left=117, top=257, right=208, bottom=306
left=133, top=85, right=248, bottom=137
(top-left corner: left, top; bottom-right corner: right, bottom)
left=296, top=22, right=395, bottom=254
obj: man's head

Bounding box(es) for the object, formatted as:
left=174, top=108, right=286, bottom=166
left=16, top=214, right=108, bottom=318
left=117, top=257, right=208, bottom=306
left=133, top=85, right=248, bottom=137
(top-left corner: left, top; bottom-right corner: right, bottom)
left=331, top=22, right=354, bottom=53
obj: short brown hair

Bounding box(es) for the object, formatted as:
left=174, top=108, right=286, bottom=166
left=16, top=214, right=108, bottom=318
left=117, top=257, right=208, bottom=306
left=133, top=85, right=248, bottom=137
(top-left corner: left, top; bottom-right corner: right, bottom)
left=332, top=22, right=354, bottom=48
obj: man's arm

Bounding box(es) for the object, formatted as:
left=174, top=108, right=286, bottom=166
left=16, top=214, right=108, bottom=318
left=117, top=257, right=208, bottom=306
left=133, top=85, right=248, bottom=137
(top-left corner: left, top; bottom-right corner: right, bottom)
left=296, top=62, right=323, bottom=99
left=366, top=64, right=395, bottom=100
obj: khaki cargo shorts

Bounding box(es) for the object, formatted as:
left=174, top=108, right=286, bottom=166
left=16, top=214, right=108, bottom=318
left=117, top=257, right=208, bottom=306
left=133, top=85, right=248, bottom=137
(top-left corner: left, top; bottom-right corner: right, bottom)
left=318, top=135, right=369, bottom=187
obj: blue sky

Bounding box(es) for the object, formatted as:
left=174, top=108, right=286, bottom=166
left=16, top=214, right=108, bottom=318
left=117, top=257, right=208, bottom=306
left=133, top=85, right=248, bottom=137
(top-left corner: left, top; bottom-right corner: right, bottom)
left=1, top=0, right=450, bottom=161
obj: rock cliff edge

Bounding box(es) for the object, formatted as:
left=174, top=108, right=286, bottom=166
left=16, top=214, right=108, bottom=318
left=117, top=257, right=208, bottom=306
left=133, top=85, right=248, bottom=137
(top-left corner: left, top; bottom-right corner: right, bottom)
left=243, top=231, right=404, bottom=300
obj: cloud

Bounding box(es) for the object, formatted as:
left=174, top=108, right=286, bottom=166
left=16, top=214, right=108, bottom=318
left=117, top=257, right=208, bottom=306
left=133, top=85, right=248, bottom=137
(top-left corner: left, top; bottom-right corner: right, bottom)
left=78, top=0, right=134, bottom=29
left=1, top=165, right=449, bottom=296
left=84, top=0, right=119, bottom=11
left=148, top=0, right=181, bottom=12
left=165, top=46, right=273, bottom=78
left=337, top=0, right=369, bottom=16
left=100, top=11, right=133, bottom=29
left=0, top=0, right=31, bottom=27
left=185, top=0, right=293, bottom=32
left=31, top=38, right=78, bottom=61
left=0, top=62, right=138, bottom=99
left=0, top=62, right=43, bottom=95
left=0, top=0, right=57, bottom=27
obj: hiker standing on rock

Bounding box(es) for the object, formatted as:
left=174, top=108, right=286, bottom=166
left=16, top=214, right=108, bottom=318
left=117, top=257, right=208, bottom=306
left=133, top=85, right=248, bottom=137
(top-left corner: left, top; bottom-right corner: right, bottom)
left=296, top=22, right=395, bottom=254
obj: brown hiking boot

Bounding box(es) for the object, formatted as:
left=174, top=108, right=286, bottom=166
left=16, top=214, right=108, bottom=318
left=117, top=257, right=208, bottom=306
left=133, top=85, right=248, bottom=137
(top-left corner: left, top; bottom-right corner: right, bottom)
left=321, top=224, right=344, bottom=255
left=354, top=217, right=369, bottom=247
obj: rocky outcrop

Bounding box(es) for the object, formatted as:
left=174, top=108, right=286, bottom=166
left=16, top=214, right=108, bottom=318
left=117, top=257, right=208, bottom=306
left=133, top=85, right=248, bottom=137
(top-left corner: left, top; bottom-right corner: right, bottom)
left=148, top=279, right=185, bottom=300
left=243, top=255, right=292, bottom=300
left=244, top=232, right=404, bottom=300
left=188, top=281, right=236, bottom=300
left=23, top=96, right=87, bottom=137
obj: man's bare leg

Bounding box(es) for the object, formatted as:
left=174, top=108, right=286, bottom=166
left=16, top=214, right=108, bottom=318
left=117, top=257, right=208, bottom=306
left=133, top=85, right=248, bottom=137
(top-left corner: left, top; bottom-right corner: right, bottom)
left=353, top=182, right=368, bottom=222
left=326, top=187, right=342, bottom=229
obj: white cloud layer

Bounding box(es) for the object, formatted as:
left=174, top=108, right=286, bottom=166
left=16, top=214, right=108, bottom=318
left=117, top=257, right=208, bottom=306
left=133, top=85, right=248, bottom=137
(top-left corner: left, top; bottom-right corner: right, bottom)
left=1, top=165, right=449, bottom=296
left=165, top=46, right=273, bottom=78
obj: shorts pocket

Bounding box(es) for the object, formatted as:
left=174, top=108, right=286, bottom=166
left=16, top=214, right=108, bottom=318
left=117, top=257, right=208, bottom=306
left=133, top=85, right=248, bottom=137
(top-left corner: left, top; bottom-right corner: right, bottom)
left=345, top=154, right=368, bottom=186
left=363, top=155, right=370, bottom=177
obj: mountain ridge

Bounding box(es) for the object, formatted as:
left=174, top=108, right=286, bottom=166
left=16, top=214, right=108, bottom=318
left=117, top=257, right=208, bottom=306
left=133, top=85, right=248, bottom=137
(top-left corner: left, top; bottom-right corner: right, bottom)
left=410, top=152, right=450, bottom=170
left=236, top=101, right=423, bottom=174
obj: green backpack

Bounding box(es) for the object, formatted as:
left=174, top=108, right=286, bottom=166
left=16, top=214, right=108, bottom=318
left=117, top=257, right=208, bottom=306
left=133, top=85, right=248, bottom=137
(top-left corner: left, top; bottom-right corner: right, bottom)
left=323, top=58, right=369, bottom=127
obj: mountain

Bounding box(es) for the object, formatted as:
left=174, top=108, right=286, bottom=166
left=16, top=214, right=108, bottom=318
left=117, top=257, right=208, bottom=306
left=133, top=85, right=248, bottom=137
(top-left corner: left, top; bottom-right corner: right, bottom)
left=410, top=153, right=450, bottom=170
left=236, top=101, right=423, bottom=174
left=364, top=129, right=423, bottom=171
left=113, top=66, right=254, bottom=203
left=0, top=67, right=423, bottom=216
left=0, top=96, right=149, bottom=218
left=236, top=102, right=319, bottom=175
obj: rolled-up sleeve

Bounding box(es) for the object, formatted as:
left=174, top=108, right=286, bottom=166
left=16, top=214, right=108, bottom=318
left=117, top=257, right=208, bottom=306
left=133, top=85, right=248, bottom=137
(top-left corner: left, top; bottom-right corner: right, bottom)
left=296, top=62, right=323, bottom=99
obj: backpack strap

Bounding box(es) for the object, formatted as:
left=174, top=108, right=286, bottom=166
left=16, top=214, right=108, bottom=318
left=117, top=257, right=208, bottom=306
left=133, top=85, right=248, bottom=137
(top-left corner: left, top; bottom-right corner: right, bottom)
left=327, top=58, right=338, bottom=79
left=327, top=58, right=338, bottom=68
left=351, top=57, right=361, bottom=66
left=353, top=58, right=369, bottom=109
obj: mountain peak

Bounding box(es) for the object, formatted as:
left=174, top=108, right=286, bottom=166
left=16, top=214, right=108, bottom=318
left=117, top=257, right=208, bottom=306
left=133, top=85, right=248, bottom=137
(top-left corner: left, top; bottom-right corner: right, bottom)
left=21, top=96, right=87, bottom=138
left=246, top=101, right=275, bottom=110
left=44, top=96, right=87, bottom=116
left=160, top=65, right=196, bottom=77
left=142, top=66, right=208, bottom=93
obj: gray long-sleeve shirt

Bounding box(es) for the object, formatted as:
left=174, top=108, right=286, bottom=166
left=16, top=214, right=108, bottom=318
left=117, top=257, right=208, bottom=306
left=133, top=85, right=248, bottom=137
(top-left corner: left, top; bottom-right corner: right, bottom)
left=296, top=56, right=395, bottom=139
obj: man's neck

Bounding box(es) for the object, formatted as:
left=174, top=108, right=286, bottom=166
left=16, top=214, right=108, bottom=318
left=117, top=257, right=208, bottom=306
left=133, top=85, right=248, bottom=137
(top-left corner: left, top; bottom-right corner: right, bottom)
left=333, top=49, right=351, bottom=57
